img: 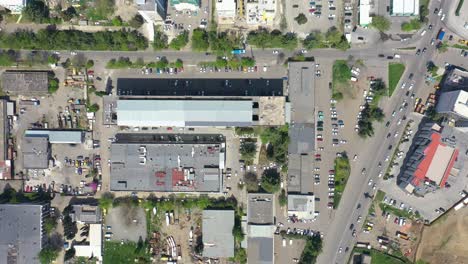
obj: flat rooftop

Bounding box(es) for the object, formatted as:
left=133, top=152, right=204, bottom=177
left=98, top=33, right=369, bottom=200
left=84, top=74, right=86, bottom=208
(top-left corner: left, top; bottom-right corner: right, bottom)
left=247, top=193, right=274, bottom=224
left=110, top=134, right=225, bottom=192
left=0, top=204, right=46, bottom=264
left=202, top=210, right=234, bottom=258
left=287, top=194, right=315, bottom=220
left=117, top=78, right=284, bottom=97
left=1, top=71, right=49, bottom=94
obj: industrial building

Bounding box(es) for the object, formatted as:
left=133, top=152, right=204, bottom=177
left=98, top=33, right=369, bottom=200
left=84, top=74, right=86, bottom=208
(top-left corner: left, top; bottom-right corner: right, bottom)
left=135, top=0, right=167, bottom=24
left=170, top=0, right=199, bottom=11
left=0, top=203, right=49, bottom=264
left=441, top=68, right=468, bottom=92
left=202, top=210, right=234, bottom=258
left=117, top=99, right=254, bottom=127
left=1, top=71, right=49, bottom=95
left=359, top=0, right=371, bottom=26
left=247, top=194, right=275, bottom=264
left=70, top=204, right=102, bottom=224
left=110, top=133, right=225, bottom=193
left=0, top=0, right=28, bottom=14
left=116, top=78, right=284, bottom=97
left=73, top=223, right=102, bottom=261
left=216, top=0, right=236, bottom=21
left=398, top=123, right=459, bottom=195
left=391, top=0, right=420, bottom=16
left=436, top=90, right=468, bottom=119
left=24, top=130, right=84, bottom=144
left=22, top=136, right=49, bottom=170
left=245, top=0, right=276, bottom=25
left=287, top=194, right=315, bottom=220
left=0, top=99, right=13, bottom=179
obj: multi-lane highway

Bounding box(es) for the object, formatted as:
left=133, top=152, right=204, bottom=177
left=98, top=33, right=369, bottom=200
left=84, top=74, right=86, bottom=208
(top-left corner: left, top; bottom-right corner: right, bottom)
left=317, top=0, right=459, bottom=263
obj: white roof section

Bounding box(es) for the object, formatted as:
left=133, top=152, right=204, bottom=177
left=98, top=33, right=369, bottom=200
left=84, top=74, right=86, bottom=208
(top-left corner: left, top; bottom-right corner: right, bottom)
left=202, top=210, right=234, bottom=258
left=359, top=3, right=372, bottom=26
left=216, top=0, right=236, bottom=18
left=436, top=90, right=468, bottom=119
left=25, top=130, right=84, bottom=144
left=74, top=224, right=102, bottom=261
left=392, top=0, right=420, bottom=16
left=287, top=194, right=315, bottom=220
left=117, top=100, right=253, bottom=127
left=0, top=0, right=27, bottom=13
left=426, top=145, right=455, bottom=185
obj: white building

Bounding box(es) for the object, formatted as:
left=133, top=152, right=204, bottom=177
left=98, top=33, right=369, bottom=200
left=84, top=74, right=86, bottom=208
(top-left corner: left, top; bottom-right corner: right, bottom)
left=287, top=194, right=315, bottom=220
left=170, top=0, right=200, bottom=11
left=0, top=0, right=28, bottom=14
left=74, top=224, right=103, bottom=261
left=359, top=0, right=371, bottom=26
left=436, top=90, right=468, bottom=119
left=134, top=0, right=167, bottom=24
left=246, top=0, right=276, bottom=25
left=391, top=0, right=420, bottom=16
left=216, top=0, right=236, bottom=21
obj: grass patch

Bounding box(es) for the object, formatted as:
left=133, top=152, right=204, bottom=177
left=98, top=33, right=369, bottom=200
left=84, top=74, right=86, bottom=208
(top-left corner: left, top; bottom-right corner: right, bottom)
left=455, top=0, right=465, bottom=16
left=332, top=60, right=352, bottom=101
left=375, top=190, right=386, bottom=202
left=333, top=155, right=351, bottom=208
left=103, top=241, right=151, bottom=264
left=388, top=63, right=405, bottom=96
left=453, top=44, right=468, bottom=50
left=379, top=203, right=417, bottom=219
left=397, top=47, right=417, bottom=50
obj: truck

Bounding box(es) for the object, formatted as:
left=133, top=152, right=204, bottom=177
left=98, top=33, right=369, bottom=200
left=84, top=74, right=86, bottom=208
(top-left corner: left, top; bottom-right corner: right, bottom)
left=437, top=29, right=446, bottom=41
left=356, top=242, right=371, bottom=249
left=231, top=49, right=246, bottom=55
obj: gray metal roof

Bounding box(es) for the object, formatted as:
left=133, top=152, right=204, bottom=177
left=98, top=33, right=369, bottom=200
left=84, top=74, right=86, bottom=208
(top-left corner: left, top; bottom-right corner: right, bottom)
left=22, top=136, right=49, bottom=169
left=1, top=71, right=49, bottom=94
left=247, top=193, right=274, bottom=224
left=0, top=204, right=46, bottom=264
left=247, top=236, right=274, bottom=264
left=202, top=210, right=234, bottom=258
left=25, top=130, right=84, bottom=144
left=70, top=205, right=102, bottom=224
left=110, top=141, right=223, bottom=192
left=116, top=100, right=253, bottom=127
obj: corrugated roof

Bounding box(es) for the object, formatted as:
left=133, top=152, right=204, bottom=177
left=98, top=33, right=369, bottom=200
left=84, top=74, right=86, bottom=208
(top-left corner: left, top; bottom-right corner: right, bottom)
left=202, top=210, right=234, bottom=258
left=117, top=100, right=253, bottom=127
left=25, top=130, right=84, bottom=144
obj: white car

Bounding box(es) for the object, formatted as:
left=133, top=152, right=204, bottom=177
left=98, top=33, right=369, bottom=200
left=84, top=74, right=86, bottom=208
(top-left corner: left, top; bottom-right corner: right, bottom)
left=353, top=155, right=358, bottom=161
left=340, top=140, right=347, bottom=144
left=397, top=119, right=402, bottom=125
left=273, top=50, right=279, bottom=54
left=409, top=83, right=414, bottom=90
left=368, top=179, right=373, bottom=186
left=301, top=49, right=308, bottom=54
left=441, top=14, right=446, bottom=21
left=378, top=171, right=383, bottom=178
left=401, top=82, right=407, bottom=89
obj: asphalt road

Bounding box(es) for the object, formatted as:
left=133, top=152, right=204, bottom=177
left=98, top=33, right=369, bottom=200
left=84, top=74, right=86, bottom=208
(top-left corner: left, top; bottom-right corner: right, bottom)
left=316, top=0, right=458, bottom=263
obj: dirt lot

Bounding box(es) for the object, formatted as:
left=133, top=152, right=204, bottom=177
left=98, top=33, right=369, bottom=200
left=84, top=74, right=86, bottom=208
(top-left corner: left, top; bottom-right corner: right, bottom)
left=105, top=205, right=147, bottom=242
left=416, top=208, right=468, bottom=264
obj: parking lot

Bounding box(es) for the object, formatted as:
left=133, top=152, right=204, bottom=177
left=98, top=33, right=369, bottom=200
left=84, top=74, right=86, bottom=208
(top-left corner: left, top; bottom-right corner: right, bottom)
left=163, top=0, right=210, bottom=40
left=285, top=0, right=342, bottom=38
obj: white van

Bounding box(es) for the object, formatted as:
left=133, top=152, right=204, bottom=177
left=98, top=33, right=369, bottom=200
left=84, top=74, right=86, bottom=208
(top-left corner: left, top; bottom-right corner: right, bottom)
left=420, top=30, right=427, bottom=36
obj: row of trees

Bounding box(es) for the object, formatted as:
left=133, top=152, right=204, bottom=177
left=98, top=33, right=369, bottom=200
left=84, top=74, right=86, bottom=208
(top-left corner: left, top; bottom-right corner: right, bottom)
left=199, top=56, right=255, bottom=69
left=303, top=28, right=350, bottom=50
left=106, top=57, right=183, bottom=69
left=0, top=28, right=148, bottom=51
left=247, top=29, right=298, bottom=50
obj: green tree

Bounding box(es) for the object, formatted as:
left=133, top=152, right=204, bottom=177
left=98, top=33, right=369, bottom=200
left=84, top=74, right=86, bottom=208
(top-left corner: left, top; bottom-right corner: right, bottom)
left=294, top=13, right=308, bottom=25
left=241, top=57, right=256, bottom=67
left=370, top=15, right=391, bottom=32
left=0, top=52, right=14, bottom=66
left=61, top=6, right=77, bottom=21
left=87, top=103, right=100, bottom=113
left=86, top=59, right=94, bottom=68
left=260, top=169, right=281, bottom=193
left=99, top=192, right=114, bottom=210
left=174, top=59, right=183, bottom=68
left=38, top=247, right=59, bottom=264
left=129, top=14, right=145, bottom=28
left=43, top=216, right=57, bottom=234
left=279, top=189, right=287, bottom=206
left=22, top=0, right=50, bottom=23
left=303, top=31, right=327, bottom=49
left=169, top=31, right=189, bottom=50
left=437, top=41, right=449, bottom=53
left=47, top=55, right=58, bottom=65
left=153, top=28, right=168, bottom=50
left=48, top=78, right=59, bottom=94
left=64, top=248, right=75, bottom=261
left=244, top=172, right=259, bottom=192
left=156, top=57, right=169, bottom=68
left=401, top=19, right=421, bottom=32
left=240, top=141, right=257, bottom=162
left=111, top=16, right=123, bottom=26
left=209, top=31, right=239, bottom=54
left=191, top=28, right=209, bottom=51
left=87, top=0, right=115, bottom=20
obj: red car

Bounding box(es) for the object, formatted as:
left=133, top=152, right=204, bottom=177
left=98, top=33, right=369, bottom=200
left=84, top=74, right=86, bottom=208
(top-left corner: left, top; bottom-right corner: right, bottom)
left=394, top=217, right=399, bottom=224
left=309, top=8, right=316, bottom=13
left=315, top=154, right=321, bottom=158
left=329, top=170, right=335, bottom=174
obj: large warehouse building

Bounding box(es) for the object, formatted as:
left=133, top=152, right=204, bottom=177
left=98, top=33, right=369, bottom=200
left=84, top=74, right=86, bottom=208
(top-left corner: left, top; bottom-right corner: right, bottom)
left=436, top=90, right=468, bottom=119
left=110, top=133, right=225, bottom=193
left=117, top=99, right=254, bottom=127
